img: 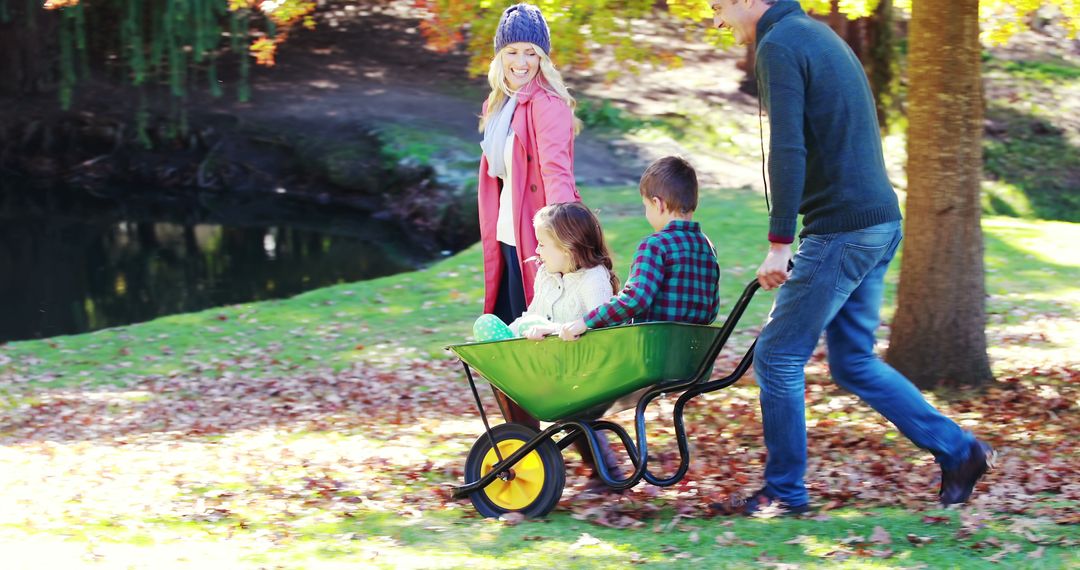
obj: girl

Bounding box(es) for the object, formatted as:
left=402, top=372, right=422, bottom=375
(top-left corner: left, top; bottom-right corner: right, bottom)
left=472, top=202, right=624, bottom=494
left=474, top=202, right=619, bottom=343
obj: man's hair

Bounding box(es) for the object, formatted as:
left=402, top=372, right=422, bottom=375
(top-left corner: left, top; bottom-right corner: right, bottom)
left=639, top=156, right=698, bottom=213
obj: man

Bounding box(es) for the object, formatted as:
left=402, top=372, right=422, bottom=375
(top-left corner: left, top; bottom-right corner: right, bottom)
left=710, top=0, right=993, bottom=515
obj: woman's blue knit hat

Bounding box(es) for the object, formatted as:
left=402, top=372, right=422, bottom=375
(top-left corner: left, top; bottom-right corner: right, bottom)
left=493, top=3, right=551, bottom=55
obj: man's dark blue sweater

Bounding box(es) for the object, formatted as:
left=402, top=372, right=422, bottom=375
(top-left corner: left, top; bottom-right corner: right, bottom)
left=755, top=1, right=901, bottom=243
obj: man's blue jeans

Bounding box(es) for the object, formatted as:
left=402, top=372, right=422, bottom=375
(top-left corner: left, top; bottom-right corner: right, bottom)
left=753, top=221, right=975, bottom=507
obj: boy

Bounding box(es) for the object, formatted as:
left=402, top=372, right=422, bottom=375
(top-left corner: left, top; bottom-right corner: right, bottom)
left=560, top=156, right=720, bottom=340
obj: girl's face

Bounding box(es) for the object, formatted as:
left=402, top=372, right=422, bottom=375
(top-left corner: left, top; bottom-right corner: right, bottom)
left=501, top=42, right=541, bottom=91
left=535, top=227, right=574, bottom=274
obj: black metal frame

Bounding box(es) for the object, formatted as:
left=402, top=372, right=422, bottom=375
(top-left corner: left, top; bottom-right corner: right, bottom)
left=452, top=277, right=762, bottom=500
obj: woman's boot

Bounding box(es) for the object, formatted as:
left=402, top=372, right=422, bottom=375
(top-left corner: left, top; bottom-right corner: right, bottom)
left=574, top=433, right=625, bottom=495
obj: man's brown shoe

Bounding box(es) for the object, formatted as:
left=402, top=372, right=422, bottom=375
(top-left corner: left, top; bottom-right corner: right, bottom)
left=940, top=439, right=995, bottom=505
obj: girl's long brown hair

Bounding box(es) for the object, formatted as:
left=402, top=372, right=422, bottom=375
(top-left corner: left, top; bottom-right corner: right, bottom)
left=533, top=202, right=619, bottom=294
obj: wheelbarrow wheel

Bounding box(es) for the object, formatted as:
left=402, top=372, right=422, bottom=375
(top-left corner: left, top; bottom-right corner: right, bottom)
left=464, top=423, right=564, bottom=518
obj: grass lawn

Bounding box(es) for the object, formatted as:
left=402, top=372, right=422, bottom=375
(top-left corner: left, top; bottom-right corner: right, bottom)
left=4, top=185, right=1076, bottom=385
left=1, top=186, right=1078, bottom=568
left=0, top=185, right=773, bottom=388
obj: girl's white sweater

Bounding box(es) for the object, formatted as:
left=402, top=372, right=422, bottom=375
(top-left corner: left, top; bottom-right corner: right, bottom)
left=510, top=265, right=614, bottom=332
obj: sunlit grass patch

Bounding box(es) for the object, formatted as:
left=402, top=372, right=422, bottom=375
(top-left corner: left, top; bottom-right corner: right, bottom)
left=981, top=216, right=1080, bottom=370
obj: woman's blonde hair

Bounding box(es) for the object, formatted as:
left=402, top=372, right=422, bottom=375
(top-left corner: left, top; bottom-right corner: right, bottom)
left=533, top=202, right=619, bottom=294
left=478, top=44, right=582, bottom=134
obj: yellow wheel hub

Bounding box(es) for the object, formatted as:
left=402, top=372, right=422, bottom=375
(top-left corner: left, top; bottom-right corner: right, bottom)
left=481, top=439, right=546, bottom=511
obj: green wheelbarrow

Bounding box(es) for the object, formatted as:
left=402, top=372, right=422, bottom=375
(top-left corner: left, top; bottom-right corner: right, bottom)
left=448, top=278, right=763, bottom=518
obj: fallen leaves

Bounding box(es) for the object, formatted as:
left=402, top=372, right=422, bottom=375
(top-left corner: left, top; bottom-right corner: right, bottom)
left=570, top=501, right=650, bottom=529
left=715, top=531, right=757, bottom=547
left=0, top=345, right=1076, bottom=567
left=906, top=533, right=935, bottom=547
left=982, top=541, right=1023, bottom=563
left=869, top=525, right=892, bottom=545
left=568, top=532, right=601, bottom=550
left=498, top=512, right=524, bottom=526
left=957, top=510, right=992, bottom=539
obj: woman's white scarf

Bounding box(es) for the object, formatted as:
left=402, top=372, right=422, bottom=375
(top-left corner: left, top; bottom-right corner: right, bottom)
left=480, top=94, right=518, bottom=179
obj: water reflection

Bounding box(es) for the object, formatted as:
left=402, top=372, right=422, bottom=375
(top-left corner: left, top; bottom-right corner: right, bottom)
left=0, top=187, right=427, bottom=342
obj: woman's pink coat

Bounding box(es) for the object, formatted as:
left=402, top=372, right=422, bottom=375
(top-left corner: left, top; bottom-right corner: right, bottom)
left=477, top=82, right=580, bottom=313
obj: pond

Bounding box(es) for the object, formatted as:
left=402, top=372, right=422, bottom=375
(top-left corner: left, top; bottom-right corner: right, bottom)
left=0, top=184, right=446, bottom=343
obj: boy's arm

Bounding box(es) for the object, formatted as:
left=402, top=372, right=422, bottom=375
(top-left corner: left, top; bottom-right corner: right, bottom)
left=708, top=253, right=721, bottom=323
left=582, top=240, right=664, bottom=329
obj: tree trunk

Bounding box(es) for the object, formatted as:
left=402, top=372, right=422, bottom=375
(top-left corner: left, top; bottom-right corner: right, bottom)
left=828, top=0, right=845, bottom=36
left=886, top=0, right=993, bottom=389
left=865, top=0, right=895, bottom=129
left=844, top=14, right=864, bottom=62
left=0, top=6, right=58, bottom=97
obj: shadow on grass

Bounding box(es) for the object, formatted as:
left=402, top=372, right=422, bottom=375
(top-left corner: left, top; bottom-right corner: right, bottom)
left=983, top=104, right=1080, bottom=223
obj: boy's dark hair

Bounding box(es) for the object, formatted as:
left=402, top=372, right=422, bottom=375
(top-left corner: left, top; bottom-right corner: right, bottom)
left=639, top=155, right=698, bottom=213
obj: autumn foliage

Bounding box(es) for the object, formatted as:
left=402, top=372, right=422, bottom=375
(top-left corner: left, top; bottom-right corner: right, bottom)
left=413, top=0, right=1080, bottom=79
left=2, top=346, right=1077, bottom=533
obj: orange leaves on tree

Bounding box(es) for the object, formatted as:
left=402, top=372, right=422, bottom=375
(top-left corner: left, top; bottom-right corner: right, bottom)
left=412, top=0, right=664, bottom=78
left=415, top=0, right=472, bottom=54
left=229, top=0, right=317, bottom=67
left=249, top=36, right=279, bottom=66
left=43, top=0, right=80, bottom=9
left=410, top=0, right=904, bottom=79
left=256, top=0, right=316, bottom=28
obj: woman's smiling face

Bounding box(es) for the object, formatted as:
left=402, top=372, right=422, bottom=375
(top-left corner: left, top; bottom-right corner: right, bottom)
left=501, top=42, right=541, bottom=90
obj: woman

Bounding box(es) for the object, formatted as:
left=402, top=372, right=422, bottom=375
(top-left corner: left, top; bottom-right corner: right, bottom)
left=476, top=3, right=619, bottom=492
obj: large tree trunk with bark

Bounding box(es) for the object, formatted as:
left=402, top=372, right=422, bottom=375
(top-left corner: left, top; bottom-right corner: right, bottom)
left=886, top=0, right=993, bottom=389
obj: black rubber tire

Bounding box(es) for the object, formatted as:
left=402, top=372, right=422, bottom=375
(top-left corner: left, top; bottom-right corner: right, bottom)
left=463, top=423, right=565, bottom=518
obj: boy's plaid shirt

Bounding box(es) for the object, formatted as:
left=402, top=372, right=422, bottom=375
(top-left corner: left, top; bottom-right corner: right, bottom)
left=584, top=220, right=720, bottom=329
